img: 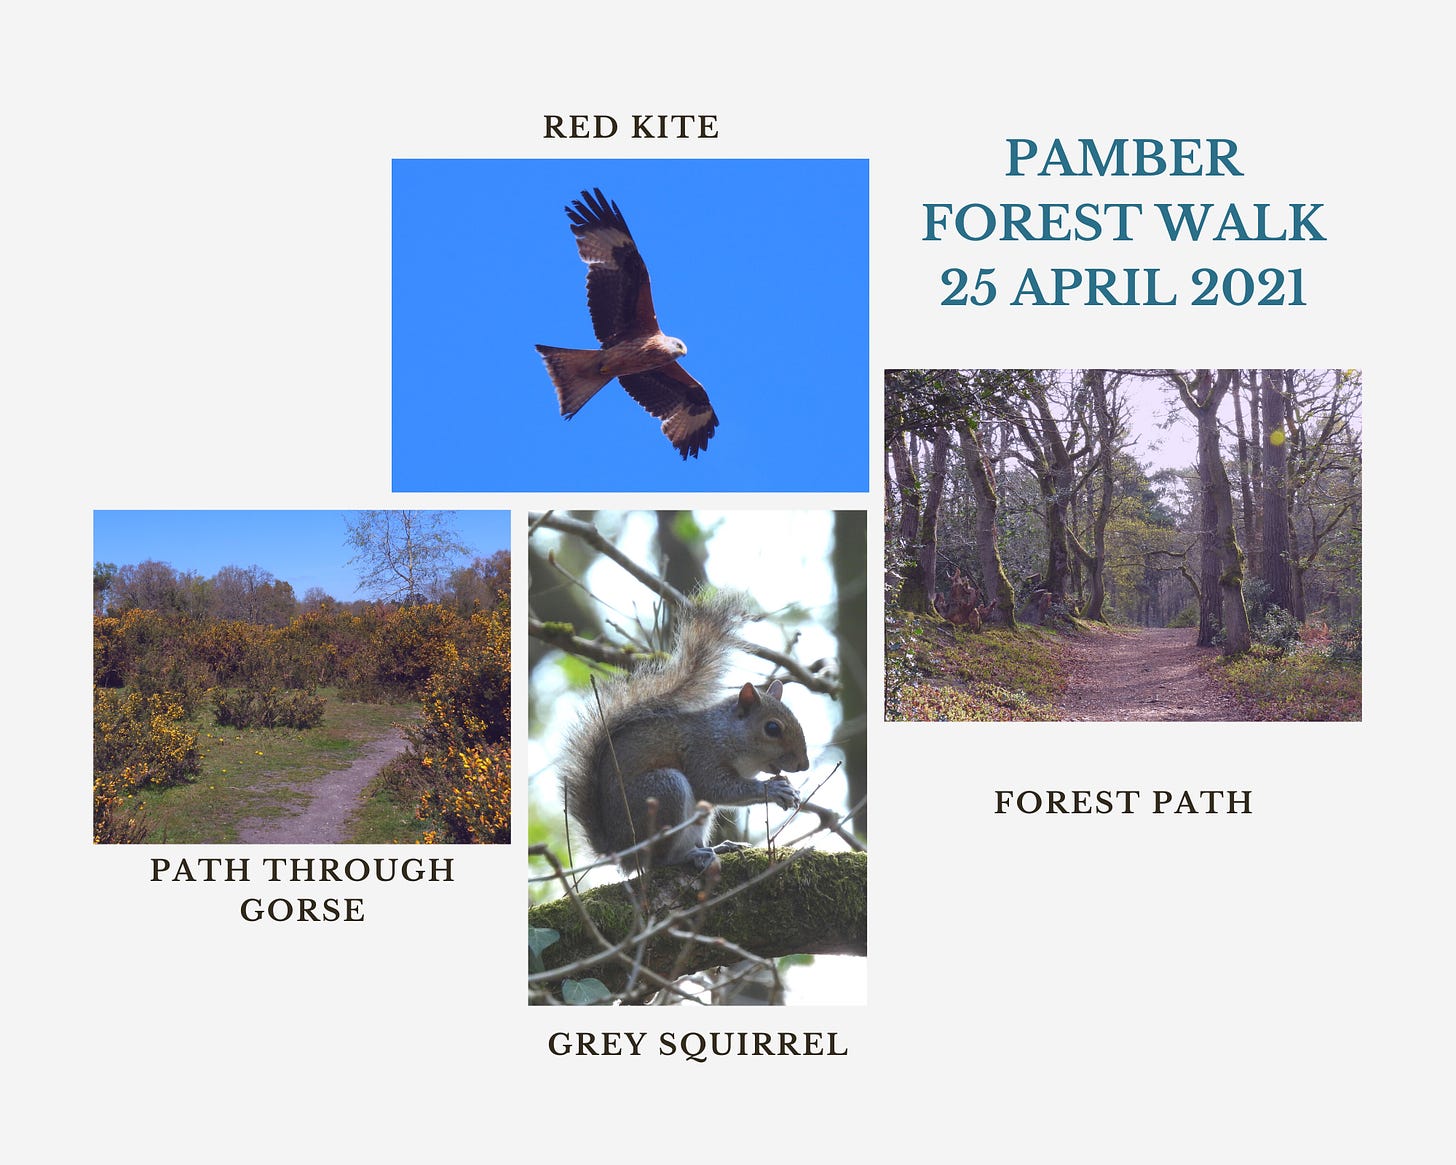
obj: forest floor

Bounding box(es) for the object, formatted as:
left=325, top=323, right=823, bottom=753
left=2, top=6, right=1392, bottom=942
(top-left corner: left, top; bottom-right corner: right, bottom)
left=235, top=727, right=410, bottom=843
left=1058, top=626, right=1255, bottom=722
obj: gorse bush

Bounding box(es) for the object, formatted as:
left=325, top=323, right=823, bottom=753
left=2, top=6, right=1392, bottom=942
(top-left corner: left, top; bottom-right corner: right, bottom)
left=411, top=612, right=511, bottom=752
left=94, top=609, right=188, bottom=691
left=94, top=688, right=202, bottom=790
left=281, top=608, right=372, bottom=686
left=93, top=771, right=152, bottom=844
left=94, top=641, right=202, bottom=843
left=361, top=603, right=462, bottom=695
left=212, top=686, right=326, bottom=729
left=94, top=602, right=491, bottom=703
left=399, top=604, right=512, bottom=844
left=416, top=740, right=511, bottom=845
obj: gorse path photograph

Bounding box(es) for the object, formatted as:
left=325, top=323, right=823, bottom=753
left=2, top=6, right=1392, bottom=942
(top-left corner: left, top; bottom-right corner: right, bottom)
left=93, top=510, right=511, bottom=844
left=886, top=369, right=1362, bottom=722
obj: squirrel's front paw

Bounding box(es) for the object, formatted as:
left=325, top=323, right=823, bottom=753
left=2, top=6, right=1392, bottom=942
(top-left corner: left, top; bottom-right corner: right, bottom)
left=762, top=777, right=800, bottom=810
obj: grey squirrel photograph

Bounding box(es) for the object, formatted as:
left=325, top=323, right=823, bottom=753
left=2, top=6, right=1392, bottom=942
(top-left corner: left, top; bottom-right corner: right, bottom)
left=527, top=509, right=867, bottom=1006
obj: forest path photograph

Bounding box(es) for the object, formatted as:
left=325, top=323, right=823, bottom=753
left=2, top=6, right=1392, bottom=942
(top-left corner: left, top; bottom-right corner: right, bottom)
left=1058, top=627, right=1253, bottom=722
left=236, top=726, right=410, bottom=843
left=886, top=369, right=1362, bottom=724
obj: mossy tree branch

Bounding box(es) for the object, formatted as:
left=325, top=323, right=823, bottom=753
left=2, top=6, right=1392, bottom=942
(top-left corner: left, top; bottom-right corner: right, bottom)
left=529, top=849, right=867, bottom=1001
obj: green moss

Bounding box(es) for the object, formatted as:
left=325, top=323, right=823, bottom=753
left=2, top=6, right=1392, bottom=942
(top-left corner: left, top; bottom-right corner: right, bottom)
left=887, top=613, right=1066, bottom=721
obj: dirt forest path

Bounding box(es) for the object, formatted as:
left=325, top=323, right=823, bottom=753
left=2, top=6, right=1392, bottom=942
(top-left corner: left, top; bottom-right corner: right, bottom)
left=1058, top=627, right=1254, bottom=722
left=236, top=728, right=410, bottom=844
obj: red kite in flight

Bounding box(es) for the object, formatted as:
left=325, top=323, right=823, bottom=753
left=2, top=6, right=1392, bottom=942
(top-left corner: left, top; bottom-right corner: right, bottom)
left=535, top=188, right=718, bottom=459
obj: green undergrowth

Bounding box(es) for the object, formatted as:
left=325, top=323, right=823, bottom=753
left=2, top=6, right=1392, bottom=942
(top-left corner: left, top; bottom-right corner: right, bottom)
left=1213, top=645, right=1362, bottom=721
left=349, top=757, right=435, bottom=843
left=117, top=689, right=418, bottom=843
left=886, top=612, right=1068, bottom=721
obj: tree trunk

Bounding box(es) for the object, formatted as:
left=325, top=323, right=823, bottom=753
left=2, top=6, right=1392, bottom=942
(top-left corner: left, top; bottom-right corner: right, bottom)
left=1232, top=370, right=1256, bottom=563
left=1247, top=369, right=1264, bottom=576
left=1259, top=368, right=1294, bottom=612
left=1006, top=378, right=1082, bottom=601
left=1289, top=517, right=1308, bottom=622
left=832, top=510, right=868, bottom=841
left=1197, top=456, right=1222, bottom=647
left=911, top=428, right=952, bottom=614
left=958, top=421, right=1018, bottom=628
left=1082, top=369, right=1116, bottom=623
left=1177, top=370, right=1251, bottom=655
left=1205, top=402, right=1252, bottom=655
left=890, top=434, right=928, bottom=612
left=1043, top=479, right=1071, bottom=598
left=1039, top=388, right=1077, bottom=600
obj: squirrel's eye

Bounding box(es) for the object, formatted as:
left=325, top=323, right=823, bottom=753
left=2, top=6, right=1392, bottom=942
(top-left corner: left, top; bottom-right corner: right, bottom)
left=764, top=720, right=782, bottom=738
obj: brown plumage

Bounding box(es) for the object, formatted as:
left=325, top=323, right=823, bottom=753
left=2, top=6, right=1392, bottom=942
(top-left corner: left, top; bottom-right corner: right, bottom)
left=535, top=188, right=718, bottom=459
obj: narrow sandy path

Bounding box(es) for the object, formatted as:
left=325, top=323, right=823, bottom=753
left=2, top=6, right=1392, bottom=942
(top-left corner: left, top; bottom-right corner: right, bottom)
left=236, top=728, right=410, bottom=844
left=1058, top=627, right=1254, bottom=722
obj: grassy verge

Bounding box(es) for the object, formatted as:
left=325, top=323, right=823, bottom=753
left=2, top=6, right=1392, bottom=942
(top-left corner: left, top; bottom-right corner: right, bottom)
left=122, top=689, right=418, bottom=843
left=886, top=612, right=1067, bottom=721
left=348, top=756, right=433, bottom=843
left=1213, top=646, right=1362, bottom=721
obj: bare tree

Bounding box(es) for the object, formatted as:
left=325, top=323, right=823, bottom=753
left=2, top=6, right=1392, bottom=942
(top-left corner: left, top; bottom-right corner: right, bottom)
left=886, top=371, right=957, bottom=614
left=107, top=559, right=209, bottom=617
left=1283, top=369, right=1363, bottom=620
left=93, top=562, right=117, bottom=615
left=300, top=586, right=335, bottom=612
left=344, top=511, right=470, bottom=604
left=991, top=371, right=1090, bottom=603
left=211, top=563, right=294, bottom=625
left=443, top=550, right=511, bottom=614
left=887, top=369, right=1024, bottom=624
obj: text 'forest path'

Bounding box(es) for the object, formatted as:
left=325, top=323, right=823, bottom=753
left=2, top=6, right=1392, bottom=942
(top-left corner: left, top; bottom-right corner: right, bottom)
left=1058, top=627, right=1254, bottom=722
left=236, top=728, right=410, bottom=844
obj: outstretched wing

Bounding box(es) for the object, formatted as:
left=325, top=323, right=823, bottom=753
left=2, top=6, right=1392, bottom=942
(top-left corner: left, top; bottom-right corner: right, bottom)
left=565, top=188, right=659, bottom=347
left=618, top=363, right=719, bottom=460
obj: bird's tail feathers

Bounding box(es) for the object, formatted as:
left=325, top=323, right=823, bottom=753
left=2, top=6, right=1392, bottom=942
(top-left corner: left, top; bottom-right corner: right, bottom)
left=535, top=345, right=612, bottom=417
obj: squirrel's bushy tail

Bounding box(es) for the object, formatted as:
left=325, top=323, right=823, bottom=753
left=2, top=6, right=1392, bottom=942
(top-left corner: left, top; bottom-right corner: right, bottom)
left=635, top=590, right=751, bottom=712
left=559, top=590, right=754, bottom=858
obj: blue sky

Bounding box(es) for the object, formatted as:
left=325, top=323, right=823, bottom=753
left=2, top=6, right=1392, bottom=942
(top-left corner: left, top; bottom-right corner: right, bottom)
left=93, top=510, right=509, bottom=601
left=392, top=159, right=869, bottom=491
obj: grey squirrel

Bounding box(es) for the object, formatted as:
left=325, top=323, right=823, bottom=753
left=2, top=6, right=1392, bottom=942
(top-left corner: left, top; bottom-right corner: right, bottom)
left=561, top=592, right=809, bottom=874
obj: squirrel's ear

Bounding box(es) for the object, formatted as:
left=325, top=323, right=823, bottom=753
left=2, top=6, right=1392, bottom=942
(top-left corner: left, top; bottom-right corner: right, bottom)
left=766, top=679, right=784, bottom=700
left=736, top=682, right=760, bottom=714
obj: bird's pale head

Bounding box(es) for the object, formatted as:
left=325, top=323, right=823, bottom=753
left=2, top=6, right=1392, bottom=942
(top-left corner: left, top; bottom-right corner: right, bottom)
left=665, top=336, right=687, bottom=357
